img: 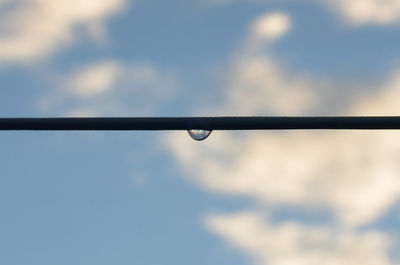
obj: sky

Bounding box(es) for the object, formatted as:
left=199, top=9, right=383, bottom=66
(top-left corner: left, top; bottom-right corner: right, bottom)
left=2, top=0, right=400, bottom=264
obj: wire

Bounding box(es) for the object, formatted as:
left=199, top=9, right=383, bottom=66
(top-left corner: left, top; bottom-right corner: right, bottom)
left=1, top=116, right=400, bottom=130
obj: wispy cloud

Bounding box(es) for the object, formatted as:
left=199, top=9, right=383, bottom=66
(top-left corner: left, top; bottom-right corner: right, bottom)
left=0, top=0, right=129, bottom=64
left=251, top=12, right=292, bottom=41
left=37, top=60, right=179, bottom=116
left=217, top=11, right=321, bottom=116
left=66, top=61, right=123, bottom=98
left=207, top=211, right=395, bottom=265
left=165, top=10, right=400, bottom=263
left=167, top=11, right=400, bottom=227
left=327, top=0, right=400, bottom=26
left=203, top=0, right=400, bottom=27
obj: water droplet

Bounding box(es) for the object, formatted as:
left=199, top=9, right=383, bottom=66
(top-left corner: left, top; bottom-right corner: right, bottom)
left=187, top=129, right=212, bottom=141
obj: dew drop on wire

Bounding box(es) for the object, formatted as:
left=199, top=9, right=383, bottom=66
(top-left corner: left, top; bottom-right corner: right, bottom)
left=187, top=129, right=212, bottom=141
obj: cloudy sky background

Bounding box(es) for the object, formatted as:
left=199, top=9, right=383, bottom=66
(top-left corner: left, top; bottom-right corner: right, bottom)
left=2, top=0, right=400, bottom=264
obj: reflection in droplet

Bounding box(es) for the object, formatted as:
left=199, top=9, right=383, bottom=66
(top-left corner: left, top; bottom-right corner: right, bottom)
left=187, top=129, right=212, bottom=141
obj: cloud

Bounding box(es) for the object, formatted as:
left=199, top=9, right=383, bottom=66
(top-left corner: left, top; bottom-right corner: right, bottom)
left=0, top=0, right=128, bottom=64
left=221, top=12, right=318, bottom=116
left=202, top=0, right=400, bottom=27
left=38, top=59, right=178, bottom=116
left=352, top=72, right=400, bottom=115
left=206, top=211, right=396, bottom=265
left=167, top=128, right=400, bottom=226
left=67, top=61, right=123, bottom=98
left=166, top=10, right=400, bottom=228
left=325, top=0, right=400, bottom=26
left=225, top=56, right=318, bottom=115
left=251, top=12, right=292, bottom=41
left=166, top=75, right=400, bottom=228
left=327, top=0, right=400, bottom=26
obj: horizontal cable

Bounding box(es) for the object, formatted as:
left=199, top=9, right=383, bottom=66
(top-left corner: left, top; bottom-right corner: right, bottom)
left=1, top=117, right=400, bottom=131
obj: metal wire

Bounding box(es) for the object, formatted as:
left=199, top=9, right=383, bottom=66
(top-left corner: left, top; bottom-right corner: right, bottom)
left=1, top=116, right=400, bottom=130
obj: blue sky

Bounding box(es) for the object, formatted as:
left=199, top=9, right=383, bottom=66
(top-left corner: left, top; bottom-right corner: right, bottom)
left=2, top=0, right=400, bottom=264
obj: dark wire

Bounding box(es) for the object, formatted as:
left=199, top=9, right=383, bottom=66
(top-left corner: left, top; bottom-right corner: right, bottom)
left=1, top=116, right=400, bottom=130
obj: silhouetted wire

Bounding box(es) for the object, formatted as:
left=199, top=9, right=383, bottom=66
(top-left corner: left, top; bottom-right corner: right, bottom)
left=1, top=117, right=400, bottom=130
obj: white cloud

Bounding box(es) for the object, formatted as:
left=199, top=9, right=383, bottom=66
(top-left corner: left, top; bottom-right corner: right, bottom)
left=352, top=72, right=400, bottom=115
left=327, top=0, right=400, bottom=26
left=251, top=12, right=292, bottom=41
left=202, top=0, right=400, bottom=27
left=222, top=12, right=318, bottom=116
left=207, top=211, right=395, bottom=265
left=167, top=128, right=400, bottom=226
left=225, top=56, right=318, bottom=115
left=66, top=61, right=123, bottom=97
left=0, top=0, right=128, bottom=63
left=38, top=60, right=178, bottom=116
left=166, top=10, right=400, bottom=228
